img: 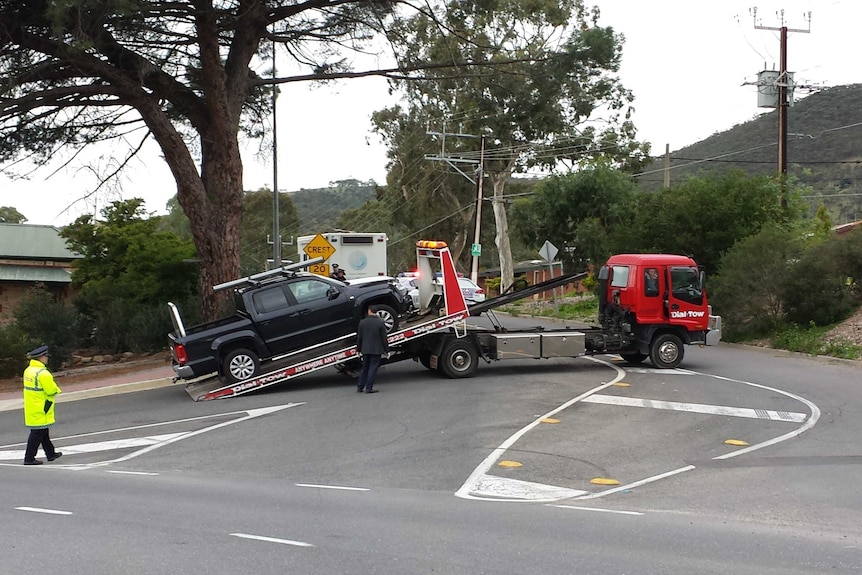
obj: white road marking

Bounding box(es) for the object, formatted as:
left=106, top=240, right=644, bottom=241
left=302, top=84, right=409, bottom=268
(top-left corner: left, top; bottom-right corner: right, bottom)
left=295, top=483, right=369, bottom=491
left=549, top=504, right=644, bottom=516
left=574, top=465, right=697, bottom=500
left=106, top=470, right=159, bottom=476
left=468, top=475, right=588, bottom=502
left=582, top=394, right=808, bottom=422
left=0, top=433, right=186, bottom=461
left=457, top=359, right=821, bottom=503
left=0, top=403, right=304, bottom=470
left=230, top=533, right=314, bottom=547
left=16, top=507, right=73, bottom=515
left=620, top=368, right=692, bottom=375
left=698, top=374, right=820, bottom=460
left=456, top=356, right=626, bottom=502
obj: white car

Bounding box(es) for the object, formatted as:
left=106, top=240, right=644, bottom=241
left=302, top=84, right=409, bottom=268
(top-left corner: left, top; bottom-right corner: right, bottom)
left=408, top=277, right=485, bottom=308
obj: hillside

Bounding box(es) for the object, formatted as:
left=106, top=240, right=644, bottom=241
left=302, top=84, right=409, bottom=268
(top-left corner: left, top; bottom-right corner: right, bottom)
left=638, top=84, right=862, bottom=224
left=289, top=178, right=378, bottom=235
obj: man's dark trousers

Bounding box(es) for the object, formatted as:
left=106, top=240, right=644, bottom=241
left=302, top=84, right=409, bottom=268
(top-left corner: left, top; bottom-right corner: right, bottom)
left=24, top=428, right=57, bottom=462
left=357, top=354, right=382, bottom=392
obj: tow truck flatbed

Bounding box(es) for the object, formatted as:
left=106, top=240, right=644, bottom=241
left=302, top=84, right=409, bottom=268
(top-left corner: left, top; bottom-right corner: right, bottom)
left=184, top=308, right=469, bottom=400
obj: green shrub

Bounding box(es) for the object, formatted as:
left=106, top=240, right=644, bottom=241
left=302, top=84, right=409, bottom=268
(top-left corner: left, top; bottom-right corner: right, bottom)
left=0, top=323, right=29, bottom=378
left=11, top=285, right=80, bottom=370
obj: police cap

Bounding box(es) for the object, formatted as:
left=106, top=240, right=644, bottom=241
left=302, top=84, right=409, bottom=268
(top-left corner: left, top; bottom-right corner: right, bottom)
left=27, top=345, right=50, bottom=359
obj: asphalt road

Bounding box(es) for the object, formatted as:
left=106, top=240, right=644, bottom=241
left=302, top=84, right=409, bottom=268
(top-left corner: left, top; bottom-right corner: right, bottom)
left=1, top=328, right=860, bottom=574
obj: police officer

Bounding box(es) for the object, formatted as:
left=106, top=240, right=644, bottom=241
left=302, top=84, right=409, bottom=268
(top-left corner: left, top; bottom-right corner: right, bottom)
left=331, top=263, right=346, bottom=281
left=22, top=345, right=62, bottom=465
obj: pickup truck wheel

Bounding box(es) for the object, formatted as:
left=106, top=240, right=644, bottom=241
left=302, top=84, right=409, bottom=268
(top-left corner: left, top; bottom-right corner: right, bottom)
left=620, top=352, right=647, bottom=364
left=649, top=334, right=684, bottom=369
left=439, top=339, right=478, bottom=379
left=373, top=304, right=399, bottom=334
left=222, top=348, right=259, bottom=384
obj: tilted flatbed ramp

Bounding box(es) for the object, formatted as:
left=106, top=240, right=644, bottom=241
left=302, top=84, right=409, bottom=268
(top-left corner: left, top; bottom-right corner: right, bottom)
left=185, top=308, right=470, bottom=401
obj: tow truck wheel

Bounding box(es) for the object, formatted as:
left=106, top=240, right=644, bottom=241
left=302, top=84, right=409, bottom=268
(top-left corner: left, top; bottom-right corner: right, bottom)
left=620, top=352, right=647, bottom=364
left=649, top=334, right=684, bottom=369
left=222, top=348, right=260, bottom=384
left=439, top=339, right=478, bottom=379
left=373, top=304, right=399, bottom=334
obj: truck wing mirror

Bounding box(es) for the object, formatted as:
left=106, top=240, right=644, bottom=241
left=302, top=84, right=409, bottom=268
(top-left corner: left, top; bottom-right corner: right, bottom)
left=327, top=287, right=340, bottom=300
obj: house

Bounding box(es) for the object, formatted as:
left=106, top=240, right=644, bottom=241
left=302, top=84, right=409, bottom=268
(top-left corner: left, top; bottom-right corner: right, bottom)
left=0, top=223, right=81, bottom=325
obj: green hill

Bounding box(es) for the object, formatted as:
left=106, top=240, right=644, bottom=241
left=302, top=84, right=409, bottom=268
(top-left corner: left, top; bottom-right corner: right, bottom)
left=289, top=178, right=379, bottom=235
left=637, top=84, right=862, bottom=224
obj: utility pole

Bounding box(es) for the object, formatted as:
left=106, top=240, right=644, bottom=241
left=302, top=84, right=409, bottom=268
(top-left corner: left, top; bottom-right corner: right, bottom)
left=470, top=136, right=486, bottom=284
left=271, top=37, right=281, bottom=269
left=753, top=8, right=811, bottom=208
left=663, top=143, right=670, bottom=189
left=425, top=122, right=486, bottom=283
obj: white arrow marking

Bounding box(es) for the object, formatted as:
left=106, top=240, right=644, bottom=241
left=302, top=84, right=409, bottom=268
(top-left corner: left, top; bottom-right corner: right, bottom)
left=0, top=433, right=186, bottom=461
left=0, top=403, right=303, bottom=468
left=94, top=403, right=304, bottom=467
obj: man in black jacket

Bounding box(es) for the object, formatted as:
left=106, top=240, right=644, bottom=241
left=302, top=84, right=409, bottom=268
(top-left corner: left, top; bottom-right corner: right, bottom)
left=356, top=307, right=389, bottom=394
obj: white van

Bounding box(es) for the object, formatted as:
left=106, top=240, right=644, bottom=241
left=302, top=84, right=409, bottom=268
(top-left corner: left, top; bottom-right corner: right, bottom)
left=297, top=232, right=388, bottom=280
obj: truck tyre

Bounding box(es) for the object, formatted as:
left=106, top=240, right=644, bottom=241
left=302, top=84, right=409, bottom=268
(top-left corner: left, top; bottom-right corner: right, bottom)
left=620, top=352, right=647, bottom=364
left=649, top=334, right=684, bottom=369
left=439, top=339, right=478, bottom=379
left=222, top=348, right=260, bottom=384
left=373, top=304, right=399, bottom=334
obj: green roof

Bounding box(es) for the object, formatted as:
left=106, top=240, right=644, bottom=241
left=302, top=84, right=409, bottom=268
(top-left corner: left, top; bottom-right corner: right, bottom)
left=0, top=265, right=72, bottom=283
left=0, top=223, right=80, bottom=260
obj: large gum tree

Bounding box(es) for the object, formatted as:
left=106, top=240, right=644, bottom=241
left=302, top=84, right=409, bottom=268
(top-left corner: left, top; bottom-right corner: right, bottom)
left=378, top=0, right=648, bottom=290
left=0, top=0, right=439, bottom=319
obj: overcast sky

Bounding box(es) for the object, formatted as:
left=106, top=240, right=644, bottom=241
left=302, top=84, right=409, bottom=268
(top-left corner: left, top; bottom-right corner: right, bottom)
left=4, top=0, right=859, bottom=227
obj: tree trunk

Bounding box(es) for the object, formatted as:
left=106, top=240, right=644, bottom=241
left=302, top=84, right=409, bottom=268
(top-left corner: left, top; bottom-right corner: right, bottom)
left=187, top=137, right=244, bottom=320
left=490, top=173, right=514, bottom=292
left=142, top=101, right=243, bottom=321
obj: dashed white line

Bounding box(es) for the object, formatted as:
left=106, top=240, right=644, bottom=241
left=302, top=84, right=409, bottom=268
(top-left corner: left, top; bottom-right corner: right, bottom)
left=549, top=504, right=644, bottom=516
left=16, top=507, right=73, bottom=515
left=295, top=483, right=369, bottom=491
left=230, top=533, right=314, bottom=547
left=106, top=470, right=159, bottom=476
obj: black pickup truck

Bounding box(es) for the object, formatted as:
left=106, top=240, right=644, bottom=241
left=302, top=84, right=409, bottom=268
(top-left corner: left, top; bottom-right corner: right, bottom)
left=168, top=271, right=410, bottom=384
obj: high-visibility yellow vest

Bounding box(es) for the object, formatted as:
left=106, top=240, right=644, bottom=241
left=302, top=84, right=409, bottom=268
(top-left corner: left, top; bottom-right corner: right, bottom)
left=22, top=359, right=61, bottom=428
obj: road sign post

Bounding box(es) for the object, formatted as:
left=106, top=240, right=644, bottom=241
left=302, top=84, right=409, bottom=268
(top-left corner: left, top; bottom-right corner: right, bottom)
left=539, top=240, right=559, bottom=313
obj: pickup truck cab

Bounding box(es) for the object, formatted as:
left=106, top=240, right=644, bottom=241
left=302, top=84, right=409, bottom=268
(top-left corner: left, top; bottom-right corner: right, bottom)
left=169, top=270, right=410, bottom=384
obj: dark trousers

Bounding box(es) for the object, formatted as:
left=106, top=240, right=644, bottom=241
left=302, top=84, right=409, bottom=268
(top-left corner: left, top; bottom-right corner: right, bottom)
left=357, top=354, right=382, bottom=391
left=24, top=428, right=57, bottom=462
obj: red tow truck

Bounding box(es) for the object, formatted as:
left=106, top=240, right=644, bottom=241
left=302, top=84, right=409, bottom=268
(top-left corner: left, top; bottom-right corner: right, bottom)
left=169, top=241, right=721, bottom=400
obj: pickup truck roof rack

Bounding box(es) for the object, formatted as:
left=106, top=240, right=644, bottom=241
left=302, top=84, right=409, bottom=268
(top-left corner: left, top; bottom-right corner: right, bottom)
left=212, top=257, right=325, bottom=292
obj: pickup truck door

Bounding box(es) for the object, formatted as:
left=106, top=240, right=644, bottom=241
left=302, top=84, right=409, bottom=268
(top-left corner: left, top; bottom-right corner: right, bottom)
left=280, top=278, right=354, bottom=350
left=249, top=284, right=301, bottom=355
